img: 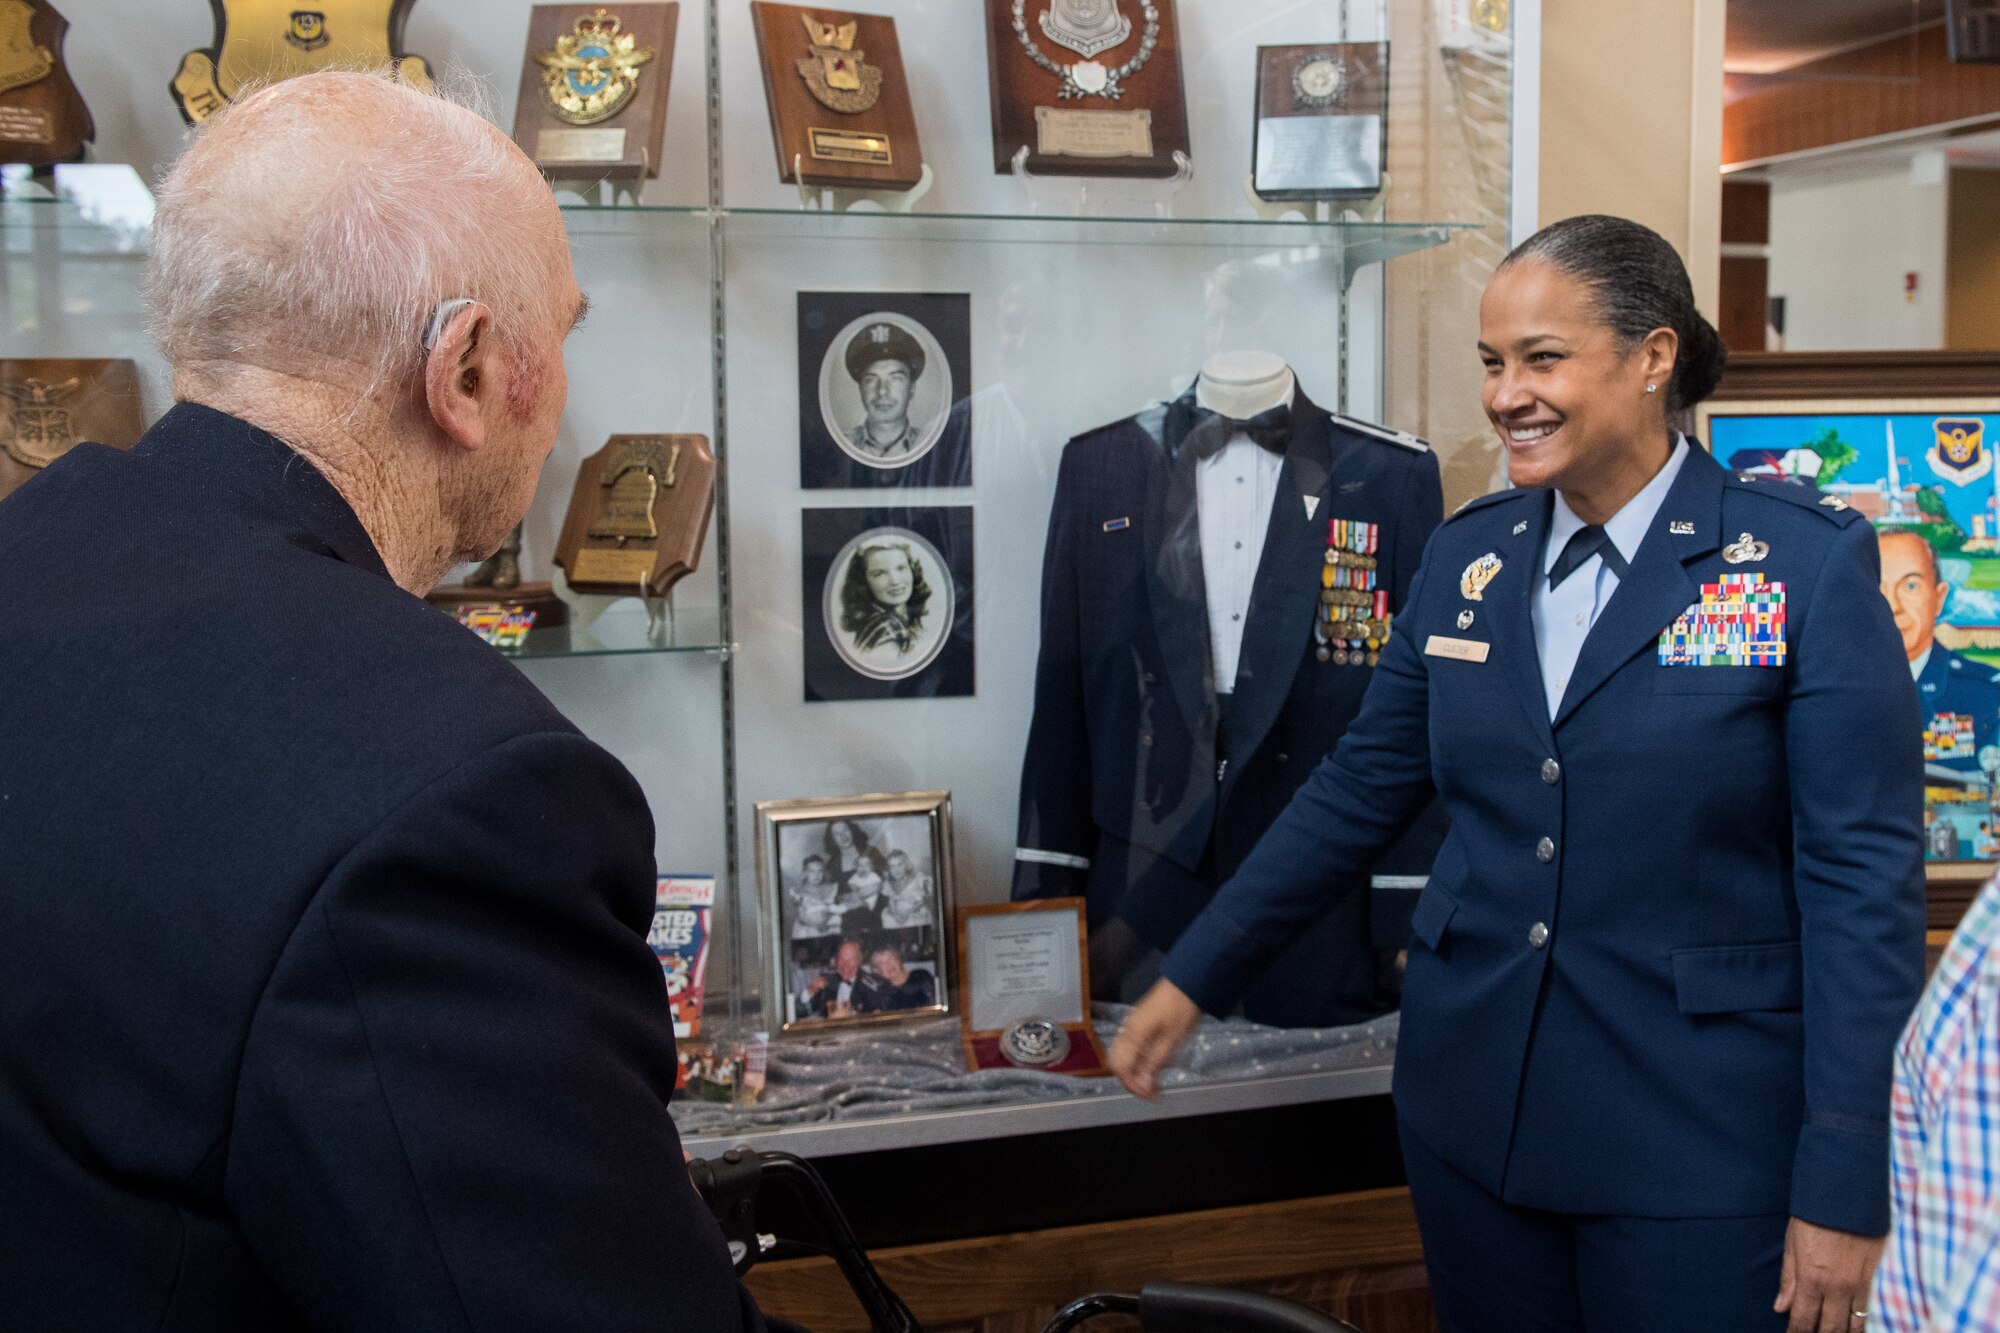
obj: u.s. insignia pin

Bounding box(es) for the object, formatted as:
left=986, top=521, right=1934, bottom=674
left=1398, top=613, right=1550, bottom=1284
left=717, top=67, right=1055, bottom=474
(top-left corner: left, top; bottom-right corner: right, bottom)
left=1460, top=552, right=1503, bottom=601
left=1669, top=520, right=1695, bottom=536
left=1722, top=532, right=1769, bottom=564
left=536, top=9, right=656, bottom=126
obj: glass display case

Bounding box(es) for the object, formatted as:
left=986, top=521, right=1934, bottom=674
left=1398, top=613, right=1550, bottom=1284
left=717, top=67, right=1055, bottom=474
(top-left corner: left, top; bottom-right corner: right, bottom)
left=2, top=0, right=1529, bottom=1159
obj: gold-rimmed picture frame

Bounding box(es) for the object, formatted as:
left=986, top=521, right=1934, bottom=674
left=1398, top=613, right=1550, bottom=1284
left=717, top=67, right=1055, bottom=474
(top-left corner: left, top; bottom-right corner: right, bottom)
left=756, top=789, right=956, bottom=1033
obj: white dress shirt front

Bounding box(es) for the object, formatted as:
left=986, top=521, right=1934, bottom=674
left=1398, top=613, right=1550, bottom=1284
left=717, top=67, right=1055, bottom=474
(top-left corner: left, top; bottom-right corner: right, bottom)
left=1197, top=431, right=1283, bottom=695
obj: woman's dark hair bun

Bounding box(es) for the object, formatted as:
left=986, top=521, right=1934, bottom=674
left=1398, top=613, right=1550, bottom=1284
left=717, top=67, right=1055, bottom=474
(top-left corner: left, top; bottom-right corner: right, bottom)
left=1500, top=214, right=1728, bottom=412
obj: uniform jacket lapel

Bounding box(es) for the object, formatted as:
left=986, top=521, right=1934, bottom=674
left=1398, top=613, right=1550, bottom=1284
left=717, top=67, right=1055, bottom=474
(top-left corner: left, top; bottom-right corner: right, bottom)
left=1490, top=490, right=1557, bottom=754
left=1145, top=394, right=1216, bottom=738
left=1553, top=444, right=1727, bottom=728
left=1225, top=391, right=1338, bottom=774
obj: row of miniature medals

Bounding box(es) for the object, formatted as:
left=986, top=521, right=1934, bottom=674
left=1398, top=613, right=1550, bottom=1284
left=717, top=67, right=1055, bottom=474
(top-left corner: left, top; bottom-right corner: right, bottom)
left=1318, top=518, right=1388, bottom=666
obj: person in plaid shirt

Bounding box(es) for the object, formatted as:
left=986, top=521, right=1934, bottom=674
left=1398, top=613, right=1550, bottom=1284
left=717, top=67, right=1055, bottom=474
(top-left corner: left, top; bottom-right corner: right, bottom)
left=1876, top=873, right=2000, bottom=1330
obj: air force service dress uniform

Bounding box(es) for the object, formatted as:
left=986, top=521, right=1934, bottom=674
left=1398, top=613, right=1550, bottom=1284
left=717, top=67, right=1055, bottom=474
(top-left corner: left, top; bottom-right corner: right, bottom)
left=1161, top=440, right=1926, bottom=1327
left=1013, top=386, right=1444, bottom=1026
left=1916, top=643, right=2000, bottom=778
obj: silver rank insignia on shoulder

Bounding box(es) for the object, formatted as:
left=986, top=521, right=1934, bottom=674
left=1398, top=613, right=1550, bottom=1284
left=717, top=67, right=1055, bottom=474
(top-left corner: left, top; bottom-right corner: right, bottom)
left=1457, top=610, right=1475, bottom=630
left=1820, top=494, right=1850, bottom=511
left=1460, top=552, right=1503, bottom=601
left=1669, top=520, right=1695, bottom=536
left=1723, top=532, right=1770, bottom=564
left=1513, top=520, right=1528, bottom=535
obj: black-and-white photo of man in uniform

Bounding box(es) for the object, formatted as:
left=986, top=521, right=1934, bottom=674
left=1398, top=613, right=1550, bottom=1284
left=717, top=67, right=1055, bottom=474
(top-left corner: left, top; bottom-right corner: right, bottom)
left=797, top=291, right=972, bottom=490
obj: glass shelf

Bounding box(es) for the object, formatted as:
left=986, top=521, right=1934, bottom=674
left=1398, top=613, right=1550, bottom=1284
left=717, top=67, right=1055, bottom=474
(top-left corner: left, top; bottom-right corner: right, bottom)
left=501, top=602, right=725, bottom=659
left=0, top=164, right=153, bottom=254
left=557, top=198, right=1475, bottom=256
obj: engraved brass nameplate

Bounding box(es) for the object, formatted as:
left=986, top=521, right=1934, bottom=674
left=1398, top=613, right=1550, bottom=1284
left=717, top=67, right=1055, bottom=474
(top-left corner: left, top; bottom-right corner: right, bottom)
left=0, top=104, right=51, bottom=143
left=1424, top=635, right=1491, bottom=664
left=808, top=126, right=891, bottom=164
left=537, top=126, right=627, bottom=161
left=1034, top=105, right=1152, bottom=158
left=570, top=547, right=662, bottom=586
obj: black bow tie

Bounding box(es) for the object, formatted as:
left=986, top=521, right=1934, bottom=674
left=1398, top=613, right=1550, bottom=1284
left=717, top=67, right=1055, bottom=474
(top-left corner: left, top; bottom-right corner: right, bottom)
left=1186, top=404, right=1291, bottom=460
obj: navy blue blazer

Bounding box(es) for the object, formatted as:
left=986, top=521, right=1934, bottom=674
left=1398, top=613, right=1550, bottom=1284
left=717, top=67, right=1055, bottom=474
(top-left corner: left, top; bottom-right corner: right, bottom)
left=1164, top=443, right=1926, bottom=1234
left=1014, top=387, right=1444, bottom=1025
left=0, top=406, right=765, bottom=1331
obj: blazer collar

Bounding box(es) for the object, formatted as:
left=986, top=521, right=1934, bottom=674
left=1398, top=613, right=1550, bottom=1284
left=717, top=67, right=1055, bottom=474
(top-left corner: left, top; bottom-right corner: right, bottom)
left=138, top=402, right=391, bottom=582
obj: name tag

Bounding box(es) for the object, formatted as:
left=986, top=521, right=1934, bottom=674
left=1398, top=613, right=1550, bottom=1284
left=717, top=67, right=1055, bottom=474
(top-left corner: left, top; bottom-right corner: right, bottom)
left=1425, top=635, right=1490, bottom=663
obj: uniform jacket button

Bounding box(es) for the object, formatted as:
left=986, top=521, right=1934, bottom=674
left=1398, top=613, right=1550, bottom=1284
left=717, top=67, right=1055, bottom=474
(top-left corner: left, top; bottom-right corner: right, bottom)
left=1541, top=758, right=1561, bottom=785
left=1528, top=922, right=1550, bottom=948
left=1274, top=752, right=1290, bottom=764
left=1535, top=836, right=1555, bottom=863
left=1142, top=672, right=1158, bottom=686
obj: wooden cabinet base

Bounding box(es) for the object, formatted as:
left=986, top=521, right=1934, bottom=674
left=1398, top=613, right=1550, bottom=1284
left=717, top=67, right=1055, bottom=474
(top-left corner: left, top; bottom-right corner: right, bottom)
left=745, top=1186, right=1432, bottom=1333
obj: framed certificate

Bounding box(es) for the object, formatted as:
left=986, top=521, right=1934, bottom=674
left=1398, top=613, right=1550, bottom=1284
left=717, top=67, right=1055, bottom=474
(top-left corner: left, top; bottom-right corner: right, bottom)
left=1251, top=42, right=1389, bottom=202
left=955, top=898, right=1108, bottom=1076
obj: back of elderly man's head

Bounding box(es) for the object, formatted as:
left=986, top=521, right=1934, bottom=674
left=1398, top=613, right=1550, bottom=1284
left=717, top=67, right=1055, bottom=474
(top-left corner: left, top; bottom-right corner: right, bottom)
left=146, top=71, right=568, bottom=395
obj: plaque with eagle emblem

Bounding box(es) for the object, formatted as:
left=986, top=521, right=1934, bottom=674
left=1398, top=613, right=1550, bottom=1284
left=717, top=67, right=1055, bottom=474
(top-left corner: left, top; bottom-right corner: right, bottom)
left=554, top=433, right=716, bottom=598
left=748, top=1, right=923, bottom=191
left=511, top=4, right=677, bottom=181
left=0, top=0, right=91, bottom=165
left=171, top=0, right=435, bottom=125
left=0, top=359, right=144, bottom=503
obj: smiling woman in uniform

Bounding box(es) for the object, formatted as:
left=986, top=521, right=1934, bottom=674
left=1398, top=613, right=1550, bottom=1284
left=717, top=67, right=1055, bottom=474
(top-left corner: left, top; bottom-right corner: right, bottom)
left=1110, top=214, right=1925, bottom=1333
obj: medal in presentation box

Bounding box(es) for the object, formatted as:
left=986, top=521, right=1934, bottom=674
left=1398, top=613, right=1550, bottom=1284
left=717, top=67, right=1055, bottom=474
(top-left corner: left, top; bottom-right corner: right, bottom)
left=749, top=1, right=924, bottom=191
left=513, top=4, right=677, bottom=180
left=554, top=433, right=716, bottom=598
left=0, top=0, right=92, bottom=165
left=956, top=898, right=1108, bottom=1076
left=1252, top=42, right=1389, bottom=201
left=984, top=0, right=1190, bottom=179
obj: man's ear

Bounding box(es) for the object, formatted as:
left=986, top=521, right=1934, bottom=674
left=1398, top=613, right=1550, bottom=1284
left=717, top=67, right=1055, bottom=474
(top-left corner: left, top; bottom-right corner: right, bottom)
left=423, top=301, right=494, bottom=450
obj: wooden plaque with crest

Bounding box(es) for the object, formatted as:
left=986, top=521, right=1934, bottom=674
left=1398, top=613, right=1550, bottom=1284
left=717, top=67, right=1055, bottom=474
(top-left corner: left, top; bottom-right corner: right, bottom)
left=554, top=433, right=716, bottom=597
left=0, top=0, right=92, bottom=165
left=748, top=1, right=923, bottom=191
left=0, top=358, right=143, bottom=502
left=512, top=4, right=678, bottom=181
left=983, top=0, right=1190, bottom=179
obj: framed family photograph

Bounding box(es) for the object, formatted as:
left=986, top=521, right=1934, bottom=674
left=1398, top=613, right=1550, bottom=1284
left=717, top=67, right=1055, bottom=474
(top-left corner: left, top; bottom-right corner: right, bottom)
left=797, top=291, right=972, bottom=490
left=756, top=790, right=957, bottom=1033
left=801, top=505, right=975, bottom=701
left=1700, top=360, right=2000, bottom=889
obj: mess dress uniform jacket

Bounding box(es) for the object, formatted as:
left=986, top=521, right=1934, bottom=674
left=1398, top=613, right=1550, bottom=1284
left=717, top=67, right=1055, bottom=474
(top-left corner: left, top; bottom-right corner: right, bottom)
left=1014, top=387, right=1444, bottom=1025
left=0, top=406, right=768, bottom=1332
left=1164, top=444, right=1926, bottom=1233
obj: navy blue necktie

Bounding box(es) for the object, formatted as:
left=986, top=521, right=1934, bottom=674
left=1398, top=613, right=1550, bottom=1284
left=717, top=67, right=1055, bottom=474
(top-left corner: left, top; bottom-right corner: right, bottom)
left=1548, top=524, right=1629, bottom=590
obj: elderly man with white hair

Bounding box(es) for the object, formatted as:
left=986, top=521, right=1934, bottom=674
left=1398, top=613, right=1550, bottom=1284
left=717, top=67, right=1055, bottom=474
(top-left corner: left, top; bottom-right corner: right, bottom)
left=0, top=73, right=783, bottom=1331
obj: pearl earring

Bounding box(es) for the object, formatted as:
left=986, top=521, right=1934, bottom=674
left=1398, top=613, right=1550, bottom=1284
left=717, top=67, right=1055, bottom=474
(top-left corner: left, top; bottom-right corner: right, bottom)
left=1646, top=384, right=1658, bottom=394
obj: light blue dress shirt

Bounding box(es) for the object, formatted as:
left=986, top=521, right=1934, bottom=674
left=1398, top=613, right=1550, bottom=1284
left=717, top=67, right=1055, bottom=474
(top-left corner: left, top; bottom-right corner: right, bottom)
left=1532, top=436, right=1691, bottom=718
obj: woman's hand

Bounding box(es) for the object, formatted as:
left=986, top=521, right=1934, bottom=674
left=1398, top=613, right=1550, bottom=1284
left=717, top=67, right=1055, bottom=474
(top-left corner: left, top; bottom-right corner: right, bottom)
left=1108, top=979, right=1203, bottom=1099
left=1775, top=1217, right=1883, bottom=1333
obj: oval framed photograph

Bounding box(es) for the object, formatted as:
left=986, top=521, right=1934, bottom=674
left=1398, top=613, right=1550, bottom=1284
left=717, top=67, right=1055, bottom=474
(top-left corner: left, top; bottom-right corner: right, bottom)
left=817, top=311, right=954, bottom=471
left=819, top=525, right=954, bottom=681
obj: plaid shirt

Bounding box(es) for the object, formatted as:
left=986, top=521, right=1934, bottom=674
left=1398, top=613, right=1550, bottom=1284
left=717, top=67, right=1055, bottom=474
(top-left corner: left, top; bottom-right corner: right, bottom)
left=1876, top=873, right=2000, bottom=1332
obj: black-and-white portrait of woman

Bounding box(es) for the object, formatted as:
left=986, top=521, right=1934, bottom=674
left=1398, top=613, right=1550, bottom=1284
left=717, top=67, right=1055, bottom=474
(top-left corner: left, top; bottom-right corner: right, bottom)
left=797, top=292, right=972, bottom=490
left=801, top=507, right=974, bottom=701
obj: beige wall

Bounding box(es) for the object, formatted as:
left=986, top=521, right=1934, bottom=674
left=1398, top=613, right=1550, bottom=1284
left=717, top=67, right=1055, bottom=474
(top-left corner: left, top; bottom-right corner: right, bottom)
left=1948, top=168, right=2000, bottom=351
left=1537, top=0, right=1727, bottom=314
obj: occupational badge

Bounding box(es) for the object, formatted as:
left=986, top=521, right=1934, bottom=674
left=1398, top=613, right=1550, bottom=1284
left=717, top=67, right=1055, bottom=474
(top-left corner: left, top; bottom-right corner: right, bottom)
left=1011, top=0, right=1158, bottom=98
left=0, top=1, right=52, bottom=95
left=1722, top=532, right=1769, bottom=565
left=535, top=8, right=654, bottom=125
left=1290, top=54, right=1346, bottom=110
left=1928, top=417, right=1992, bottom=486
left=1659, top=573, right=1786, bottom=667
left=795, top=12, right=881, bottom=114
left=0, top=373, right=80, bottom=468
left=171, top=0, right=435, bottom=125
left=1460, top=552, right=1502, bottom=601
left=998, top=1016, right=1071, bottom=1069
